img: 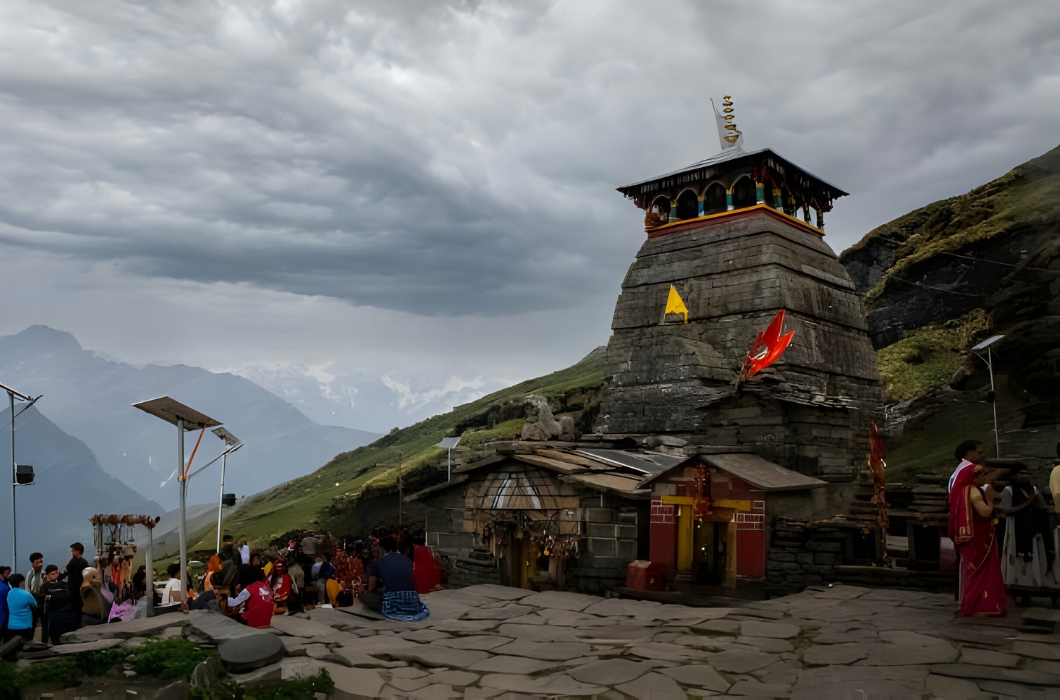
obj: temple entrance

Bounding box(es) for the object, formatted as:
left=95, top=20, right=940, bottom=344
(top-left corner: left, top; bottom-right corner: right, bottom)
left=499, top=529, right=535, bottom=589
left=695, top=520, right=729, bottom=586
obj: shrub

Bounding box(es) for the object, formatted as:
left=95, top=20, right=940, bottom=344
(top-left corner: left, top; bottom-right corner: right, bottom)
left=254, top=669, right=334, bottom=700
left=130, top=638, right=210, bottom=679
left=15, top=658, right=82, bottom=689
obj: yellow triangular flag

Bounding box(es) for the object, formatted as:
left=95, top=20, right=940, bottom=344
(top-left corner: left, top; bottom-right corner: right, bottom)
left=664, top=284, right=689, bottom=323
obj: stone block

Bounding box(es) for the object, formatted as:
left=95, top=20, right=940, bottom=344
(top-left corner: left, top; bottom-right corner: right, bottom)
left=814, top=552, right=836, bottom=565
left=796, top=553, right=815, bottom=565
left=618, top=539, right=638, bottom=560
left=770, top=552, right=796, bottom=562
left=589, top=538, right=617, bottom=557
left=805, top=540, right=842, bottom=552
left=586, top=508, right=613, bottom=523
left=587, top=523, right=618, bottom=538
left=618, top=525, right=638, bottom=539
left=767, top=561, right=799, bottom=572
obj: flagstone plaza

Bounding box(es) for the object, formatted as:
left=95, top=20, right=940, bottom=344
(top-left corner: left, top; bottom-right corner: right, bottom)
left=56, top=583, right=1060, bottom=698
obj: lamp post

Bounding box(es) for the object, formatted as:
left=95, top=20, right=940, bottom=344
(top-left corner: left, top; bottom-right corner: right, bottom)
left=2, top=381, right=41, bottom=575
left=133, top=397, right=226, bottom=611
left=972, top=335, right=1006, bottom=457
left=211, top=427, right=243, bottom=551
left=438, top=437, right=460, bottom=482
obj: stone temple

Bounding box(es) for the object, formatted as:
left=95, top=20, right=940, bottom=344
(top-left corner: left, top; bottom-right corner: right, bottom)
left=597, top=113, right=882, bottom=483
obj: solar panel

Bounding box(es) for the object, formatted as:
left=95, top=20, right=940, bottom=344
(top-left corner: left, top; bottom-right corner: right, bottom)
left=439, top=437, right=461, bottom=449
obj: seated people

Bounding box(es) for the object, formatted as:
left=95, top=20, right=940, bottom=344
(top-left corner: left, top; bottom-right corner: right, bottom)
left=361, top=536, right=429, bottom=621
left=158, top=563, right=184, bottom=612
left=268, top=558, right=294, bottom=615
left=226, top=564, right=275, bottom=628
left=80, top=568, right=111, bottom=625
left=998, top=463, right=1050, bottom=589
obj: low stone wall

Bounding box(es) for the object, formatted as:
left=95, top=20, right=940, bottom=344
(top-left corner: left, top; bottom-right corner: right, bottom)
left=764, top=517, right=845, bottom=597
left=447, top=548, right=501, bottom=588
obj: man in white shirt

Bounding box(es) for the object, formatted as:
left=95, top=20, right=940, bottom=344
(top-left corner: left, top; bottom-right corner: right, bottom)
left=949, top=440, right=984, bottom=493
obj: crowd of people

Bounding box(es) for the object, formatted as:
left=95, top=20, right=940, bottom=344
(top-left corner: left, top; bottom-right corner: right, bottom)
left=947, top=439, right=1060, bottom=617
left=0, top=527, right=440, bottom=643
left=0, top=542, right=142, bottom=644
left=162, top=528, right=437, bottom=627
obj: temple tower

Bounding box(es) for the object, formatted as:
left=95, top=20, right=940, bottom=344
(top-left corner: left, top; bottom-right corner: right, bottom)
left=598, top=99, right=882, bottom=482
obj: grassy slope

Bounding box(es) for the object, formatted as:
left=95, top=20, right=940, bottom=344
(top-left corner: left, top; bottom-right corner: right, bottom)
left=846, top=144, right=1060, bottom=306
left=850, top=145, right=1060, bottom=475
left=191, top=347, right=607, bottom=549
left=876, top=309, right=988, bottom=403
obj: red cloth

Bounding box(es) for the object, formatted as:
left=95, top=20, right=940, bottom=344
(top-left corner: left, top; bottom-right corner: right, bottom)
left=271, top=573, right=292, bottom=601
left=413, top=545, right=441, bottom=595
left=949, top=467, right=1006, bottom=617
left=241, top=581, right=275, bottom=628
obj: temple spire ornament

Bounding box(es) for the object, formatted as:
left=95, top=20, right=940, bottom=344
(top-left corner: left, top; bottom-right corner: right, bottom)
left=712, top=95, right=744, bottom=151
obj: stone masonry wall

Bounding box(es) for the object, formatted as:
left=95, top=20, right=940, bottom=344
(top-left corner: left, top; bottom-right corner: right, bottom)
left=764, top=517, right=845, bottom=597
left=598, top=211, right=883, bottom=483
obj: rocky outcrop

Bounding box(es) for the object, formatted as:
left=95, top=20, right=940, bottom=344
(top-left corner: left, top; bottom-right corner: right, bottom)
left=598, top=210, right=882, bottom=482
left=521, top=394, right=562, bottom=441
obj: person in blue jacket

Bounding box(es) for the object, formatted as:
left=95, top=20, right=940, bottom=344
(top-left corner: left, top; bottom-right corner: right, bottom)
left=0, top=566, right=11, bottom=639
left=4, top=574, right=37, bottom=643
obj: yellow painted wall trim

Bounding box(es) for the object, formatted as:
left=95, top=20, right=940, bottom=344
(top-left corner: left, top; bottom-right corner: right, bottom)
left=661, top=495, right=695, bottom=505
left=645, top=203, right=826, bottom=236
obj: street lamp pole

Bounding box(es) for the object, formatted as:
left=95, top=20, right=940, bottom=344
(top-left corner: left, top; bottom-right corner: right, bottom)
left=3, top=382, right=39, bottom=575
left=972, top=335, right=1006, bottom=458
left=210, top=427, right=242, bottom=552
left=177, top=417, right=188, bottom=606
left=216, top=451, right=226, bottom=552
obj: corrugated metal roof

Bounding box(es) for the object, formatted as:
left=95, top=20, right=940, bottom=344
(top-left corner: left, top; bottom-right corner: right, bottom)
left=563, top=471, right=649, bottom=497
left=616, top=147, right=847, bottom=199
left=705, top=453, right=827, bottom=492
left=573, top=448, right=683, bottom=476
left=639, top=452, right=827, bottom=492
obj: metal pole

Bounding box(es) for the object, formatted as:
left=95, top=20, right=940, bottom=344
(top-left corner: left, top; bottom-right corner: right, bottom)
left=989, top=347, right=1000, bottom=457
left=216, top=453, right=227, bottom=552
left=448, top=448, right=451, bottom=482
left=145, top=524, right=155, bottom=617
left=10, top=391, right=16, bottom=575
left=398, top=452, right=403, bottom=527
left=177, top=418, right=188, bottom=612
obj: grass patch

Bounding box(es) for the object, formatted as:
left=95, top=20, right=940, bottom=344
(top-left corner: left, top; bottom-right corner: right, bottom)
left=12, top=657, right=82, bottom=690
left=251, top=669, right=334, bottom=699
left=849, top=145, right=1060, bottom=307
left=885, top=398, right=996, bottom=483
left=877, top=310, right=989, bottom=403
left=459, top=418, right=526, bottom=449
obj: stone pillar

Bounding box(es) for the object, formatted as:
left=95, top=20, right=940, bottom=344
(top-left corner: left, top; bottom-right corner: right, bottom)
left=816, top=209, right=824, bottom=229
left=726, top=188, right=734, bottom=211
left=802, top=205, right=811, bottom=224
left=697, top=194, right=705, bottom=217
left=773, top=189, right=783, bottom=209
left=755, top=182, right=765, bottom=205
left=669, top=201, right=678, bottom=222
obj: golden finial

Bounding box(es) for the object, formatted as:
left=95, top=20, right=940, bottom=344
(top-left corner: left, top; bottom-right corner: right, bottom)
left=711, top=95, right=744, bottom=151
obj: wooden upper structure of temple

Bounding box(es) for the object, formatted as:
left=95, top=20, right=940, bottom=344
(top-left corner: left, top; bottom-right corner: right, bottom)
left=617, top=100, right=848, bottom=236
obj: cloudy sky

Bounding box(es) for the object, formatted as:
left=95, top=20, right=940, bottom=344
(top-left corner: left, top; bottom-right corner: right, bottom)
left=1, top=0, right=1058, bottom=433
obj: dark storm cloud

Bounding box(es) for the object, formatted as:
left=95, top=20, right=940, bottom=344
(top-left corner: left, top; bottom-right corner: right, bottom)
left=1, top=0, right=1058, bottom=316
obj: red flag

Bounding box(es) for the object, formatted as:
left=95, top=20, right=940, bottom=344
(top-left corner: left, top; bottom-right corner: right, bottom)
left=745, top=310, right=795, bottom=377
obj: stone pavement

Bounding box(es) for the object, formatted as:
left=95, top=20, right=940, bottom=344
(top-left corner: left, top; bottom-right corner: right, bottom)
left=58, top=584, right=1060, bottom=698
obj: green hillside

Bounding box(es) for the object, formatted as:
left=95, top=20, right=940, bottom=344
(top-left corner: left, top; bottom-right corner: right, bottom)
left=192, top=347, right=608, bottom=550
left=841, top=144, right=1060, bottom=480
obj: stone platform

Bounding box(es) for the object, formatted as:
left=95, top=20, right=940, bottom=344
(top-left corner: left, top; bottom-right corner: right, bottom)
left=49, top=584, right=1060, bottom=698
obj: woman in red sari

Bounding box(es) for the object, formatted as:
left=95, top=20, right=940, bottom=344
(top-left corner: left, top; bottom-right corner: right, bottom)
left=948, top=463, right=1006, bottom=617
left=268, top=558, right=293, bottom=615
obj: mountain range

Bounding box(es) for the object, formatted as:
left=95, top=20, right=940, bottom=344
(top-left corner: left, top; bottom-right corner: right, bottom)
left=0, top=405, right=158, bottom=567
left=0, top=325, right=380, bottom=510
